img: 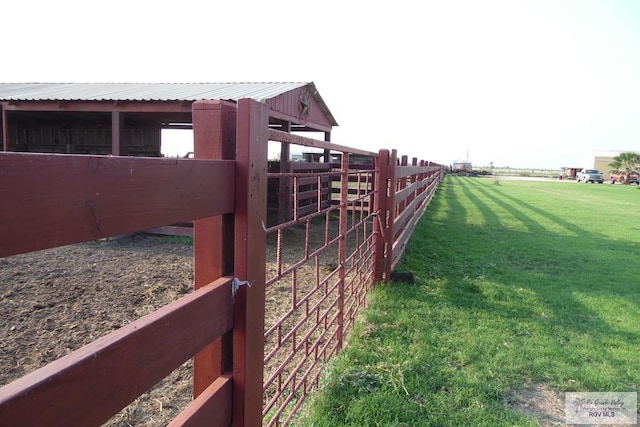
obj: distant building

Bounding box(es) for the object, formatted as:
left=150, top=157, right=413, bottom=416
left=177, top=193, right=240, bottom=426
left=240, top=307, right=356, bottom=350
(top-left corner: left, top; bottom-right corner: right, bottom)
left=581, top=150, right=640, bottom=179
left=452, top=159, right=472, bottom=172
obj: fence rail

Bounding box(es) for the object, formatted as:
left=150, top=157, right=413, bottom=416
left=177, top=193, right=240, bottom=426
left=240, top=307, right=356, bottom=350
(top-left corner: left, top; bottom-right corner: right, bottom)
left=0, top=276, right=233, bottom=426
left=0, top=153, right=235, bottom=257
left=0, top=99, right=443, bottom=426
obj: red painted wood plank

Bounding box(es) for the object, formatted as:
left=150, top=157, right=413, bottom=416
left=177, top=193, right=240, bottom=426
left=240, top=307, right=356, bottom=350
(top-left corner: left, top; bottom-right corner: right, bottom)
left=296, top=203, right=322, bottom=217
left=269, top=129, right=378, bottom=157
left=0, top=153, right=235, bottom=257
left=192, top=100, right=236, bottom=398
left=391, top=174, right=442, bottom=270
left=394, top=175, right=434, bottom=206
left=395, top=165, right=440, bottom=178
left=297, top=189, right=322, bottom=200
left=0, top=276, right=233, bottom=427
left=393, top=186, right=430, bottom=236
left=145, top=225, right=194, bottom=237
left=168, top=373, right=232, bottom=427
left=392, top=200, right=427, bottom=271
left=384, top=150, right=397, bottom=281
left=234, top=99, right=268, bottom=426
left=297, top=176, right=321, bottom=186
left=4, top=100, right=193, bottom=114
left=290, top=162, right=332, bottom=172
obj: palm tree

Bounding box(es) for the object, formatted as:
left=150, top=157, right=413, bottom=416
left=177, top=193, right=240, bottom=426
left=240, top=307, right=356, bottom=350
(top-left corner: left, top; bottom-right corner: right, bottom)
left=609, top=152, right=640, bottom=184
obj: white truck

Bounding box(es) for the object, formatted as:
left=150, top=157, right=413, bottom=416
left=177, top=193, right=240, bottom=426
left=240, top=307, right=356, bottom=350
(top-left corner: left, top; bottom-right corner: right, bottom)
left=576, top=169, right=604, bottom=184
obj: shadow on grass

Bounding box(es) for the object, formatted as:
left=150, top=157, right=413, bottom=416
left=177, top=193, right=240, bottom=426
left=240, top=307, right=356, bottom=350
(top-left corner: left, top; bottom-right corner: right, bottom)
left=435, top=177, right=640, bottom=386
left=301, top=175, right=640, bottom=426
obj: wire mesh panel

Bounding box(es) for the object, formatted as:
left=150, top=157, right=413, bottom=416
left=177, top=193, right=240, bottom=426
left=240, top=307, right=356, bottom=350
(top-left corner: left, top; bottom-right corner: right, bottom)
left=264, top=133, right=378, bottom=426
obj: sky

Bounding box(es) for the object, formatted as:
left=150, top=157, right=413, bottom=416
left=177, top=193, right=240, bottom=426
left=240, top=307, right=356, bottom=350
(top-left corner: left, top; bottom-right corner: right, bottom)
left=2, top=0, right=640, bottom=169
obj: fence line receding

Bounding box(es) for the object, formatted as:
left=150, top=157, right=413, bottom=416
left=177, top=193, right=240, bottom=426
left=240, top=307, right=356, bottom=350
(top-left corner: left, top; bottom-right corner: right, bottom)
left=0, top=99, right=444, bottom=426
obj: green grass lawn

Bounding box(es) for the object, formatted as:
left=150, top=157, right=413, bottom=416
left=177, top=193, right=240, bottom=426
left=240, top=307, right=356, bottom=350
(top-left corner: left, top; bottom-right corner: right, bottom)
left=299, top=176, right=640, bottom=426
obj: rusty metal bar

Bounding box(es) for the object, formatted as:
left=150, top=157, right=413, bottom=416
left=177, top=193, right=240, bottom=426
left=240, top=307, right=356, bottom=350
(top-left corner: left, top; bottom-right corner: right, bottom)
left=317, top=175, right=322, bottom=214
left=261, top=141, right=444, bottom=425
left=293, top=176, right=299, bottom=220
left=337, top=152, right=349, bottom=349
left=265, top=233, right=341, bottom=288
left=373, top=149, right=389, bottom=282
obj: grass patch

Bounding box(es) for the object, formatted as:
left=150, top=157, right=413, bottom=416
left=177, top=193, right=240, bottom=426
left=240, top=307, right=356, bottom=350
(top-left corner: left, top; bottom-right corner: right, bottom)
left=299, top=176, right=640, bottom=426
left=154, top=234, right=193, bottom=245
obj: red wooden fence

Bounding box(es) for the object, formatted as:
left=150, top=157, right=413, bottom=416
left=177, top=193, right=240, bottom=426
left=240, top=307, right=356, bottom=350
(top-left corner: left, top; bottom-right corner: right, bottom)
left=0, top=98, right=443, bottom=426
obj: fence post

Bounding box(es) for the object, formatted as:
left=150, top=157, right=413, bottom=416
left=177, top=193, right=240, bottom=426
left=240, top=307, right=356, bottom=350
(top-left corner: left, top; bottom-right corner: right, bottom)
left=337, top=151, right=349, bottom=349
left=373, top=149, right=389, bottom=282
left=408, top=157, right=418, bottom=208
left=192, top=100, right=236, bottom=398
left=234, top=99, right=268, bottom=426
left=384, top=149, right=397, bottom=281
left=418, top=160, right=425, bottom=195
left=398, top=155, right=408, bottom=213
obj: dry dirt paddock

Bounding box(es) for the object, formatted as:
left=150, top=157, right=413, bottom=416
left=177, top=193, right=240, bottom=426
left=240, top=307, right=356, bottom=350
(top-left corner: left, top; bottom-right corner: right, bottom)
left=1, top=234, right=196, bottom=426
left=0, top=234, right=242, bottom=426
left=0, top=218, right=339, bottom=426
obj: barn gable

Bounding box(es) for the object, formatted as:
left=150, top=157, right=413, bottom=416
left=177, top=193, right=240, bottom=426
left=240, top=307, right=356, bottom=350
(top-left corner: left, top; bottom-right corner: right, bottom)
left=265, top=83, right=336, bottom=132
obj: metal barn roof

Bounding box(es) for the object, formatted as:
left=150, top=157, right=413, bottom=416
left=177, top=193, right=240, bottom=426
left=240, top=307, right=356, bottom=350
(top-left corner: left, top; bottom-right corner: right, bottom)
left=0, top=82, right=308, bottom=102
left=0, top=82, right=337, bottom=127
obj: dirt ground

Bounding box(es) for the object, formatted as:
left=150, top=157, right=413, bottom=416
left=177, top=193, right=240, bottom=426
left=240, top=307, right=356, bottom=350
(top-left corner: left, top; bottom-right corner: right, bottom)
left=2, top=228, right=587, bottom=426
left=0, top=234, right=196, bottom=426
left=0, top=217, right=346, bottom=426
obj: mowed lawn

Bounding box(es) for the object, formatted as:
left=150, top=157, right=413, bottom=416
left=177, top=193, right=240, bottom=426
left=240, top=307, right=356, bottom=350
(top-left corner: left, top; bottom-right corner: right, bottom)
left=300, top=175, right=640, bottom=426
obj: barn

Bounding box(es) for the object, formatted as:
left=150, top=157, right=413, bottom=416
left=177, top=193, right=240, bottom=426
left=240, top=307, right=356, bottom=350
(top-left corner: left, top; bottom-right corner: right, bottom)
left=0, top=82, right=337, bottom=156
left=0, top=82, right=340, bottom=224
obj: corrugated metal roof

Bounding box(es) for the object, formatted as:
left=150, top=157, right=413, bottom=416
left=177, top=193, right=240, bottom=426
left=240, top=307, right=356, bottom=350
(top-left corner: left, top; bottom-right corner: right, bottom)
left=0, top=82, right=308, bottom=102
left=0, top=82, right=338, bottom=127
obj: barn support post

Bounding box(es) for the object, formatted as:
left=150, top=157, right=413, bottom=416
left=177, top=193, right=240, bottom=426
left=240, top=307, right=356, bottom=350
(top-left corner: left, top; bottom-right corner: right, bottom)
left=111, top=112, right=124, bottom=156
left=337, top=151, right=349, bottom=348
left=1, top=103, right=7, bottom=151
left=278, top=121, right=291, bottom=224
left=384, top=149, right=398, bottom=281
left=323, top=131, right=331, bottom=163
left=373, top=149, right=390, bottom=282
left=234, top=99, right=268, bottom=426
left=192, top=100, right=236, bottom=398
